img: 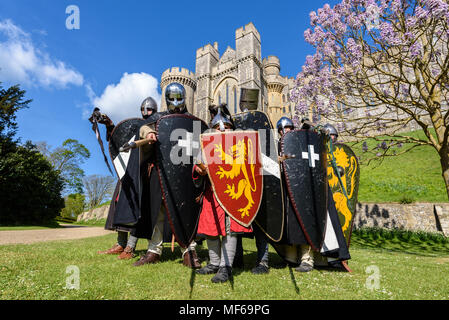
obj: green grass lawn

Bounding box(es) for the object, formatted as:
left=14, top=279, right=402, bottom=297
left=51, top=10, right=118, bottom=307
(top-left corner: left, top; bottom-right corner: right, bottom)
left=349, top=130, right=448, bottom=203
left=0, top=231, right=448, bottom=300
left=0, top=221, right=63, bottom=231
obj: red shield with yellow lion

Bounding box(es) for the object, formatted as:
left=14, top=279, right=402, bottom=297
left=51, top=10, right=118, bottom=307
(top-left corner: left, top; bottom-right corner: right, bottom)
left=200, top=131, right=263, bottom=227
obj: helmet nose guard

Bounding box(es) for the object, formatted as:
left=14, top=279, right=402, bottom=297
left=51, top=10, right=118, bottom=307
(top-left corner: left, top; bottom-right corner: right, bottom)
left=165, top=83, right=186, bottom=113
left=210, top=104, right=234, bottom=132
left=141, top=97, right=157, bottom=112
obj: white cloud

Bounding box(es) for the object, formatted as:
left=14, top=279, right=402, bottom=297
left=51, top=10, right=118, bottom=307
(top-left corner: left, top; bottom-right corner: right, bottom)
left=0, top=19, right=83, bottom=88
left=88, top=72, right=161, bottom=123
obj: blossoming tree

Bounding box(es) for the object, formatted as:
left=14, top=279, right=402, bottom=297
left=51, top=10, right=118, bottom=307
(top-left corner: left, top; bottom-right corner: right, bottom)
left=292, top=0, right=449, bottom=199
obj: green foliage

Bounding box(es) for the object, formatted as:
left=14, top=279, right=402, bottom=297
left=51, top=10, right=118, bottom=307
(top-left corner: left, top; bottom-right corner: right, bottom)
left=55, top=216, right=76, bottom=223
left=0, top=83, right=31, bottom=143
left=36, top=139, right=91, bottom=195
left=60, top=193, right=86, bottom=220
left=0, top=83, right=64, bottom=226
left=0, top=141, right=65, bottom=225
left=73, top=218, right=107, bottom=227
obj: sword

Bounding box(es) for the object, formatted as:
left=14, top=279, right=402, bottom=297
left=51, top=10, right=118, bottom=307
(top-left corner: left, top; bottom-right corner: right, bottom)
left=119, top=137, right=153, bottom=152
left=88, top=108, right=114, bottom=176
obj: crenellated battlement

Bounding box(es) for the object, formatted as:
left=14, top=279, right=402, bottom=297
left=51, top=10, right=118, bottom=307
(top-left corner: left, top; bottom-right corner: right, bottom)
left=196, top=42, right=219, bottom=59
left=263, top=55, right=281, bottom=76
left=263, top=55, right=280, bottom=67
left=235, top=22, right=260, bottom=41
left=161, top=67, right=196, bottom=79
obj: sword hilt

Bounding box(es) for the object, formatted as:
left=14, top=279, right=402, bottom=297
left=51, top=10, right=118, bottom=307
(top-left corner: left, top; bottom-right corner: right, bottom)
left=278, top=154, right=296, bottom=162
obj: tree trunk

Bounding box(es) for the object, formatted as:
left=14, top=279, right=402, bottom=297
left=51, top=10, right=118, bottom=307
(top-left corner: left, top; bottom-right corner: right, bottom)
left=440, top=152, right=449, bottom=201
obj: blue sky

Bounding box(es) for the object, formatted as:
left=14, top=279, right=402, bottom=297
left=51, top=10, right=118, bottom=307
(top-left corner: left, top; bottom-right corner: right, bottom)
left=0, top=0, right=340, bottom=178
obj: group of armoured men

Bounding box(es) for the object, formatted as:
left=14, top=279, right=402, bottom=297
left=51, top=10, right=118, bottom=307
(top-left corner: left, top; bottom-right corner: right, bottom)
left=91, top=82, right=350, bottom=284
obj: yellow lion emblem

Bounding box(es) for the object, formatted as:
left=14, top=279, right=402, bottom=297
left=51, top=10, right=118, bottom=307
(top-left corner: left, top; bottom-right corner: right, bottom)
left=327, top=147, right=358, bottom=233
left=214, top=139, right=257, bottom=218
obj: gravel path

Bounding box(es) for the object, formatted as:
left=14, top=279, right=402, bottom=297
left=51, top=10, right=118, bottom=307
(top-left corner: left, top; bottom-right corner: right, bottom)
left=0, top=224, right=114, bottom=245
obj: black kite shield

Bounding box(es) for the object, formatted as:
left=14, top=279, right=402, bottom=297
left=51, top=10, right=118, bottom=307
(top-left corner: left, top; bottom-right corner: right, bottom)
left=109, top=118, right=146, bottom=226
left=156, top=114, right=209, bottom=248
left=327, top=142, right=360, bottom=247
left=232, top=111, right=284, bottom=242
left=281, top=130, right=328, bottom=251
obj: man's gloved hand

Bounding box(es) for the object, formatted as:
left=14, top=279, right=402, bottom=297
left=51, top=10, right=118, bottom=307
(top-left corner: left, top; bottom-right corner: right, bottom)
left=89, top=108, right=114, bottom=127
left=98, top=114, right=114, bottom=126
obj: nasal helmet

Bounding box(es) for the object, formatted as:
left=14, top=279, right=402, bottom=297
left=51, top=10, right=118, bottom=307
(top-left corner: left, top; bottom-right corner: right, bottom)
left=276, top=117, right=294, bottom=134
left=165, top=82, right=186, bottom=113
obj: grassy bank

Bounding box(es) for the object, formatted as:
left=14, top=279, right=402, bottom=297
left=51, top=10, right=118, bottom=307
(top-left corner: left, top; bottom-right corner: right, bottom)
left=349, top=130, right=447, bottom=203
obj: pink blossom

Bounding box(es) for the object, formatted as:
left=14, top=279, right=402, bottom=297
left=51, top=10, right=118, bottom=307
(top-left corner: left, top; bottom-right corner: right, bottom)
left=409, top=41, right=422, bottom=59
left=415, top=6, right=429, bottom=20
left=310, top=11, right=319, bottom=26
left=424, top=0, right=449, bottom=19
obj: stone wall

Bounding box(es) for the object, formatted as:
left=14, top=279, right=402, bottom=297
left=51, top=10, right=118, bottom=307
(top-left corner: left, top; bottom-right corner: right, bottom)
left=77, top=202, right=449, bottom=237
left=355, top=202, right=449, bottom=236
left=77, top=205, right=110, bottom=222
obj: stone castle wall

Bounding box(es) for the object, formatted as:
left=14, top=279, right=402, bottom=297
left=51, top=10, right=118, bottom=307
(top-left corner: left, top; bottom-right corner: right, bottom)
left=77, top=202, right=449, bottom=237
left=354, top=202, right=449, bottom=236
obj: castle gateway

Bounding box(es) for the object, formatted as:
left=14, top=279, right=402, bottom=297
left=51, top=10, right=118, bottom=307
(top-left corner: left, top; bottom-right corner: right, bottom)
left=160, top=22, right=296, bottom=126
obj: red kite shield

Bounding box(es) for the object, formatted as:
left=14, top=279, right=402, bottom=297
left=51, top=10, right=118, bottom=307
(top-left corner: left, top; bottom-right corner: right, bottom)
left=201, top=130, right=263, bottom=227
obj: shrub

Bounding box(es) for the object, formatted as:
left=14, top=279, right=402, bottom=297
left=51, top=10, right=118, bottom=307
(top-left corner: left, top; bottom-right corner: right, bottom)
left=60, top=193, right=86, bottom=220
left=0, top=142, right=65, bottom=225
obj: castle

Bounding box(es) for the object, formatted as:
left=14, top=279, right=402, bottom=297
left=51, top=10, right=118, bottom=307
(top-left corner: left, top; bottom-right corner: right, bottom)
left=160, top=22, right=296, bottom=126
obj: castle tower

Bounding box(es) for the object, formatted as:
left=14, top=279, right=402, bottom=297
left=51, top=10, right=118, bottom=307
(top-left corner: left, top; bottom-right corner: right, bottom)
left=163, top=22, right=296, bottom=125
left=194, top=42, right=219, bottom=120
left=264, top=56, right=288, bottom=126
left=235, top=23, right=266, bottom=112
left=160, top=67, right=197, bottom=114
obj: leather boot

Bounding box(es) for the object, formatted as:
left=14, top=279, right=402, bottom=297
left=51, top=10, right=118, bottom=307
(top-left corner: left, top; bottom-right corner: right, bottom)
left=118, top=246, right=135, bottom=260
left=295, top=261, right=313, bottom=272
left=251, top=261, right=269, bottom=274
left=183, top=250, right=201, bottom=269
left=196, top=264, right=220, bottom=275
left=133, top=251, right=160, bottom=266
left=97, top=244, right=124, bottom=255
left=211, top=266, right=233, bottom=283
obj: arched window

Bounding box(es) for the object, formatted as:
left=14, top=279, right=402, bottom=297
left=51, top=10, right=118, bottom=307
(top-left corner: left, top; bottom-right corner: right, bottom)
left=226, top=83, right=229, bottom=106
